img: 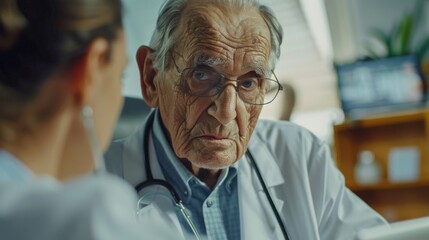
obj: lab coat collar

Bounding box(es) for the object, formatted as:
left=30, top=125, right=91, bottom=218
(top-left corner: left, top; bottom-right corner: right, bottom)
left=0, top=149, right=34, bottom=181
left=121, top=115, right=148, bottom=187
left=247, top=136, right=285, bottom=190
left=122, top=110, right=167, bottom=185
left=238, top=133, right=287, bottom=240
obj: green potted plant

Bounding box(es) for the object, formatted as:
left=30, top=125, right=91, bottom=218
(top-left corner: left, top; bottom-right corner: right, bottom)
left=365, top=0, right=429, bottom=72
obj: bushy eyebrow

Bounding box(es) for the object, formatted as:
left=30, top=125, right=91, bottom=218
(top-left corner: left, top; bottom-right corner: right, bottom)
left=193, top=54, right=225, bottom=67
left=192, top=54, right=269, bottom=77
left=249, top=59, right=268, bottom=77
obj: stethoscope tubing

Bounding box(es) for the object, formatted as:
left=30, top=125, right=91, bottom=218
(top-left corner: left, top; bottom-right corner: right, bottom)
left=135, top=111, right=290, bottom=240
left=135, top=179, right=181, bottom=204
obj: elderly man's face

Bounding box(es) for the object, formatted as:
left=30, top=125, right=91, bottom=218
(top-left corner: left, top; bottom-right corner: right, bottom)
left=155, top=4, right=272, bottom=171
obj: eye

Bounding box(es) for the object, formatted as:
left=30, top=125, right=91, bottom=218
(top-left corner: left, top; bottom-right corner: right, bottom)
left=239, top=78, right=259, bottom=91
left=192, top=69, right=210, bottom=81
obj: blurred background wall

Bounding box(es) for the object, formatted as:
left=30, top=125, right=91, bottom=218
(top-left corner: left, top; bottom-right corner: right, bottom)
left=118, top=0, right=429, bottom=144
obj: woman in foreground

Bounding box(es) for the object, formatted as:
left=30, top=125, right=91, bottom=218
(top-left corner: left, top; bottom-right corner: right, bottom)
left=0, top=0, right=144, bottom=239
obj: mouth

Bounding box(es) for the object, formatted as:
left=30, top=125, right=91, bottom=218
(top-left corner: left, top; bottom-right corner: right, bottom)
left=198, top=135, right=231, bottom=140
left=191, top=132, right=237, bottom=144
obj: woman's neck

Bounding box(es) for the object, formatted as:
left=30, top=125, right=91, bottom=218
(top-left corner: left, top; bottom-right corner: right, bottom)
left=56, top=112, right=94, bottom=181
left=2, top=110, right=72, bottom=178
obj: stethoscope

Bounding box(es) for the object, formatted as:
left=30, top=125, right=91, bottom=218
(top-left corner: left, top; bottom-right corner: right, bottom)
left=134, top=112, right=291, bottom=240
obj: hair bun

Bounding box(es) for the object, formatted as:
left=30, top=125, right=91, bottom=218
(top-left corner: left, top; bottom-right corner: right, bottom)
left=0, top=0, right=27, bottom=51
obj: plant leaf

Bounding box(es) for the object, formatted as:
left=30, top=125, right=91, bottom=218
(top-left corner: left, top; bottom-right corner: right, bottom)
left=397, top=13, right=413, bottom=55
left=369, top=29, right=390, bottom=56
left=389, top=21, right=401, bottom=56
left=363, top=41, right=384, bottom=59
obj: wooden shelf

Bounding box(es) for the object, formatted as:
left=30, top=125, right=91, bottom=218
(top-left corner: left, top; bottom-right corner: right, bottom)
left=333, top=108, right=429, bottom=222
left=348, top=179, right=429, bottom=192
left=334, top=108, right=429, bottom=131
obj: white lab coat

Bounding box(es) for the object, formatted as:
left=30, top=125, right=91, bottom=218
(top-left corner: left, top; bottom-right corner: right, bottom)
left=0, top=172, right=149, bottom=240
left=105, top=110, right=388, bottom=240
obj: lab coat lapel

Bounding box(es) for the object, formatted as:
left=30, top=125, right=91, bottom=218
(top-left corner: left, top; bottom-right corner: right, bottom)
left=145, top=130, right=187, bottom=239
left=122, top=113, right=149, bottom=187
left=122, top=111, right=185, bottom=239
left=136, top=193, right=184, bottom=238
left=122, top=111, right=167, bottom=185
left=238, top=136, right=286, bottom=240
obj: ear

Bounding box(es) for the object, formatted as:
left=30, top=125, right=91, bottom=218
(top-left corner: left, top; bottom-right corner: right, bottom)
left=69, top=38, right=110, bottom=106
left=136, top=45, right=159, bottom=107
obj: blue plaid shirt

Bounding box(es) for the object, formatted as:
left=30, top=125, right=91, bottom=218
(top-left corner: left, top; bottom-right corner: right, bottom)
left=152, top=111, right=241, bottom=240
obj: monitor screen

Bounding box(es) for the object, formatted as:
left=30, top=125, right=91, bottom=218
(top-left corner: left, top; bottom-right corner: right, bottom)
left=335, top=55, right=426, bottom=119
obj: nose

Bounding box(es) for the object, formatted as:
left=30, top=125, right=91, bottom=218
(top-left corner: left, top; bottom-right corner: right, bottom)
left=208, top=85, right=237, bottom=125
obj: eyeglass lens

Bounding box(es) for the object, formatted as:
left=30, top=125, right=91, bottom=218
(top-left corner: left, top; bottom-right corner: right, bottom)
left=182, top=66, right=281, bottom=105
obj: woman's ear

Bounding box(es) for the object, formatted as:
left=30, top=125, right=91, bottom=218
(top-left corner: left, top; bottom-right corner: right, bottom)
left=69, top=38, right=110, bottom=106
left=136, top=45, right=158, bottom=108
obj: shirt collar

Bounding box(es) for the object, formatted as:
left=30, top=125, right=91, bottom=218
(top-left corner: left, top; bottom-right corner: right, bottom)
left=0, top=149, right=33, bottom=181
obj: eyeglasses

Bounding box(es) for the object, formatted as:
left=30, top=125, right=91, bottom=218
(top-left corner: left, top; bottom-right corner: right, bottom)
left=170, top=53, right=283, bottom=105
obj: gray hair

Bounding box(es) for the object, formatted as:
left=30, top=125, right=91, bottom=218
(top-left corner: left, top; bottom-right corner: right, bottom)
left=149, top=0, right=283, bottom=73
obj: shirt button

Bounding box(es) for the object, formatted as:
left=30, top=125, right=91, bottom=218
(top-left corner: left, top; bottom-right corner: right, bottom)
left=206, top=200, right=214, bottom=207
left=184, top=190, right=188, bottom=196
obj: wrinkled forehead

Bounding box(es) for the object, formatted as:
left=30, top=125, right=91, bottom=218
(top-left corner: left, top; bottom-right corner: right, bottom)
left=174, top=1, right=272, bottom=76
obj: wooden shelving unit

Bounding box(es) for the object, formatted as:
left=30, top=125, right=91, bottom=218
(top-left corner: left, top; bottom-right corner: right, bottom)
left=333, top=108, right=429, bottom=222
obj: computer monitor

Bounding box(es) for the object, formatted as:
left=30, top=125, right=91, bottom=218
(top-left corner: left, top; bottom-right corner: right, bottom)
left=356, top=216, right=429, bottom=240
left=335, top=55, right=427, bottom=119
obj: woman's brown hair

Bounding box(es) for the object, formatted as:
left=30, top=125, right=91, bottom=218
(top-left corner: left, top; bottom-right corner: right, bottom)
left=0, top=0, right=123, bottom=142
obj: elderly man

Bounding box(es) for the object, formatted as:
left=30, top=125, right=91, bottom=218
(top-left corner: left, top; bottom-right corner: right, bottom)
left=106, top=0, right=387, bottom=239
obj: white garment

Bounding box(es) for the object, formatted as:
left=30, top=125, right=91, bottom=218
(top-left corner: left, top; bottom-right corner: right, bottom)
left=0, top=151, right=173, bottom=240
left=105, top=111, right=388, bottom=240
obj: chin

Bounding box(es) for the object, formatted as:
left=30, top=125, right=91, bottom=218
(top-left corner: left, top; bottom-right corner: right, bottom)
left=190, top=153, right=239, bottom=170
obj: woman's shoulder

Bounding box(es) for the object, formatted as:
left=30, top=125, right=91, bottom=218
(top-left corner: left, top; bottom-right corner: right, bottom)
left=0, top=174, right=140, bottom=240
left=0, top=173, right=137, bottom=207
left=58, top=173, right=138, bottom=220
